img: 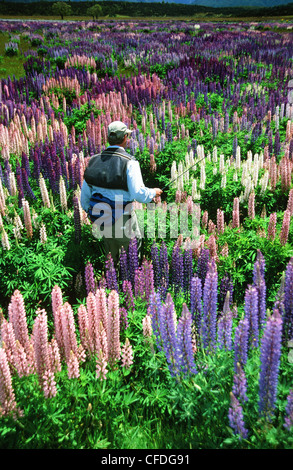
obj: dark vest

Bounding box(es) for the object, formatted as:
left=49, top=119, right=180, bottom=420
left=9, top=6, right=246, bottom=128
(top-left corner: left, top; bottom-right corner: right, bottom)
left=83, top=148, right=136, bottom=191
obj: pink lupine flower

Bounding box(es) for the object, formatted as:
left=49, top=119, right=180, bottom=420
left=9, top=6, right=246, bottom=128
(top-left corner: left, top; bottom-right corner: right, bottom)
left=8, top=290, right=30, bottom=357
left=280, top=210, right=291, bottom=246
left=42, top=369, right=57, bottom=398
left=48, top=338, right=62, bottom=374
left=267, top=212, right=277, bottom=241
left=61, top=302, right=79, bottom=363
left=202, top=210, right=208, bottom=229
left=143, top=314, right=153, bottom=338
left=22, top=198, right=33, bottom=239
left=96, top=349, right=108, bottom=381
left=96, top=288, right=108, bottom=335
left=87, top=291, right=100, bottom=354
left=0, top=348, right=22, bottom=419
left=67, top=350, right=80, bottom=379
left=33, top=309, right=50, bottom=385
left=287, top=189, right=293, bottom=215
left=232, top=197, right=240, bottom=228
left=107, top=290, right=121, bottom=366
left=77, top=304, right=91, bottom=352
left=121, top=338, right=134, bottom=369
left=217, top=209, right=225, bottom=235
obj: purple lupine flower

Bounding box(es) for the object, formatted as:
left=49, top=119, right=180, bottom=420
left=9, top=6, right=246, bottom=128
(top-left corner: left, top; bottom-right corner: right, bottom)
left=197, top=248, right=210, bottom=288
left=105, top=254, right=118, bottom=292
left=159, top=241, right=169, bottom=300
left=134, top=259, right=154, bottom=304
left=160, top=293, right=179, bottom=377
left=284, top=388, right=293, bottom=431
left=183, top=248, right=193, bottom=294
left=228, top=392, right=248, bottom=440
left=233, top=318, right=249, bottom=371
left=120, top=307, right=129, bottom=330
left=284, top=258, right=293, bottom=341
left=21, top=167, right=36, bottom=200
left=119, top=247, right=129, bottom=284
left=217, top=291, right=233, bottom=351
left=176, top=303, right=197, bottom=378
left=232, top=362, right=248, bottom=404
left=219, top=273, right=233, bottom=312
left=171, top=244, right=184, bottom=294
left=253, top=251, right=266, bottom=328
left=73, top=195, right=81, bottom=244
left=149, top=291, right=163, bottom=351
left=202, top=259, right=218, bottom=352
left=190, top=275, right=203, bottom=327
left=151, top=242, right=161, bottom=290
left=244, top=285, right=259, bottom=348
left=122, top=280, right=135, bottom=312
left=85, top=261, right=95, bottom=295
left=128, top=237, right=139, bottom=288
left=258, top=309, right=283, bottom=420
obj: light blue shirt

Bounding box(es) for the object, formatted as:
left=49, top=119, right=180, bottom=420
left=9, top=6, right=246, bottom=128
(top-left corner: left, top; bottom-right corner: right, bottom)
left=80, top=146, right=156, bottom=212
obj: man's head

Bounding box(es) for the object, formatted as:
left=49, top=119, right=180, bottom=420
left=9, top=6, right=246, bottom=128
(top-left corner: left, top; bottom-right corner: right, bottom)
left=107, top=121, right=132, bottom=146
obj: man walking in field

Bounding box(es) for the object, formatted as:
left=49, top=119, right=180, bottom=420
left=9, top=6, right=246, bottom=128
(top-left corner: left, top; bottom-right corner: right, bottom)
left=80, top=120, right=162, bottom=263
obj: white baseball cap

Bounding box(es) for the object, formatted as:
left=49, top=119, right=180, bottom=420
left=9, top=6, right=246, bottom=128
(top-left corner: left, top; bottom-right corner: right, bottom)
left=108, top=121, right=132, bottom=140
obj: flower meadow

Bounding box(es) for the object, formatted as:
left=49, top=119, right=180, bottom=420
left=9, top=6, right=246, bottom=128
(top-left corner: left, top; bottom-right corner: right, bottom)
left=1, top=18, right=293, bottom=449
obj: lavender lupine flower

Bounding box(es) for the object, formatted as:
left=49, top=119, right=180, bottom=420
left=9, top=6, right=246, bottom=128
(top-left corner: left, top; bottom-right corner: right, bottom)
left=244, top=286, right=259, bottom=348
left=284, top=258, right=293, bottom=341
left=233, top=318, right=249, bottom=371
left=197, top=248, right=210, bottom=288
left=202, top=259, right=218, bottom=352
left=160, top=293, right=179, bottom=377
left=253, top=257, right=267, bottom=329
left=217, top=291, right=233, bottom=351
left=284, top=388, right=293, bottom=431
left=258, top=309, right=283, bottom=420
left=219, top=273, right=233, bottom=312
left=105, top=253, right=118, bottom=292
left=232, top=362, right=248, bottom=404
left=85, top=261, right=95, bottom=295
left=228, top=392, right=248, bottom=440
left=176, top=304, right=197, bottom=378
left=190, top=275, right=203, bottom=327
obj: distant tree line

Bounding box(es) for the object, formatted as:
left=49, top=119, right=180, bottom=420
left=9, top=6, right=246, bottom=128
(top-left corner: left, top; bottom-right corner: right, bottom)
left=0, top=1, right=293, bottom=19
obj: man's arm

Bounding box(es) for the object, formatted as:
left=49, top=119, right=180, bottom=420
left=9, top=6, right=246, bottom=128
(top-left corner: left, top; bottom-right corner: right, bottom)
left=80, top=180, right=92, bottom=212
left=127, top=160, right=162, bottom=203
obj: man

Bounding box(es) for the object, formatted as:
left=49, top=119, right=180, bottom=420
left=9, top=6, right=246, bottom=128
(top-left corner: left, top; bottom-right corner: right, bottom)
left=80, top=120, right=162, bottom=263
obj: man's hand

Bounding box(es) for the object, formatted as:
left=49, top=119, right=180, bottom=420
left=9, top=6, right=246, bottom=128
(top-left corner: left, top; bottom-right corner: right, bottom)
left=154, top=188, right=163, bottom=197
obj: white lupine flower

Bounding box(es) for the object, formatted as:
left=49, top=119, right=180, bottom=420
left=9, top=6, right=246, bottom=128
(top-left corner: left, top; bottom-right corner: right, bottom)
left=1, top=229, right=10, bottom=250
left=59, top=176, right=67, bottom=211
left=39, top=174, right=50, bottom=208
left=199, top=164, right=206, bottom=190
left=9, top=172, right=18, bottom=197
left=212, top=146, right=218, bottom=163
left=219, top=154, right=225, bottom=174
left=40, top=223, right=47, bottom=244
left=236, top=146, right=241, bottom=170
left=260, top=170, right=269, bottom=195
